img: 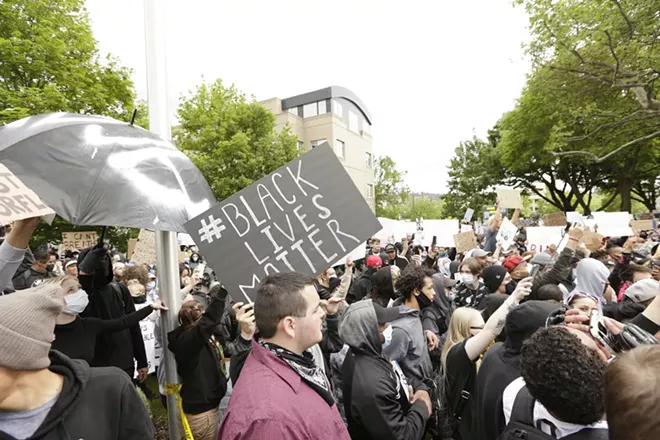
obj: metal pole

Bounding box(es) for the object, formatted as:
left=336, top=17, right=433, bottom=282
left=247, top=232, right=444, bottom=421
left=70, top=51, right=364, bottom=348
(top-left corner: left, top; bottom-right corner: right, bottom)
left=143, top=1, right=181, bottom=439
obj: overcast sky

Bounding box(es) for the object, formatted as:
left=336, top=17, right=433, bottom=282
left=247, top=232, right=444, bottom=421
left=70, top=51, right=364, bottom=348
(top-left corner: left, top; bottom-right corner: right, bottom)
left=86, top=0, right=531, bottom=193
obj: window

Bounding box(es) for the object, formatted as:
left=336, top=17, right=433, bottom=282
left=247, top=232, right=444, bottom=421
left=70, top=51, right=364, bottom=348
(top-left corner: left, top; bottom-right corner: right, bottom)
left=297, top=140, right=304, bottom=149
left=288, top=107, right=299, bottom=116
left=335, top=140, right=345, bottom=158
left=362, top=121, right=371, bottom=134
left=348, top=111, right=359, bottom=133
left=303, top=103, right=318, bottom=118
left=311, top=139, right=327, bottom=148
left=365, top=152, right=372, bottom=168
left=366, top=184, right=374, bottom=198
left=318, top=100, right=327, bottom=114
left=333, top=100, right=343, bottom=117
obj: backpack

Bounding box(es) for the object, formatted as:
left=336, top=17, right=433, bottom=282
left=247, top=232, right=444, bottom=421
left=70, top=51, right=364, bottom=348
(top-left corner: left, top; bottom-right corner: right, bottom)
left=497, top=386, right=609, bottom=440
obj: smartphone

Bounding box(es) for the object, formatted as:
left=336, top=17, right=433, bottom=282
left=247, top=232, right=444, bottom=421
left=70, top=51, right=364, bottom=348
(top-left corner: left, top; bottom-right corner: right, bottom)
left=589, top=309, right=614, bottom=355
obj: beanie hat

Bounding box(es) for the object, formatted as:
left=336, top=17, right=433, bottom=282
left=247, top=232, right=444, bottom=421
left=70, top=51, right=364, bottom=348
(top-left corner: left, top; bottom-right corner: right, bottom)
left=624, top=279, right=660, bottom=303
left=482, top=265, right=508, bottom=293
left=0, top=284, right=64, bottom=370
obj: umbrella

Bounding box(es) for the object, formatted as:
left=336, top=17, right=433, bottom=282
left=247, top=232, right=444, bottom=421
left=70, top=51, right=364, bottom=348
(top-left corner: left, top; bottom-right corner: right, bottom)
left=0, top=112, right=215, bottom=232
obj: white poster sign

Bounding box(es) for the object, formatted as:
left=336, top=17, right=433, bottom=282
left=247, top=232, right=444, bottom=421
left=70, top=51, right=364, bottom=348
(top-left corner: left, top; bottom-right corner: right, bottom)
left=591, top=212, right=634, bottom=237
left=496, top=218, right=519, bottom=250
left=461, top=224, right=473, bottom=233
left=422, top=219, right=459, bottom=247
left=526, top=226, right=565, bottom=253
left=496, top=188, right=522, bottom=209
left=133, top=305, right=160, bottom=377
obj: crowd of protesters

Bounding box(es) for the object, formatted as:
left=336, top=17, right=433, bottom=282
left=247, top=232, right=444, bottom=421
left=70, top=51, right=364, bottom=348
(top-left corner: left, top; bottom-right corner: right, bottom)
left=1, top=203, right=660, bottom=440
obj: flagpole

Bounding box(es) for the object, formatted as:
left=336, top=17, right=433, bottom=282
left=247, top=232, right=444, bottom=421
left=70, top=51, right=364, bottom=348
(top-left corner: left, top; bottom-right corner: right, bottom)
left=143, top=1, right=181, bottom=438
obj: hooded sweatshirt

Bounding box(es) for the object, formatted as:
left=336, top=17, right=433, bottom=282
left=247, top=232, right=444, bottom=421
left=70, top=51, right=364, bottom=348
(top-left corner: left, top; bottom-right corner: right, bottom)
left=573, top=258, right=610, bottom=303
left=383, top=299, right=433, bottom=383
left=0, top=350, right=154, bottom=440
left=470, top=301, right=558, bottom=440
left=340, top=301, right=429, bottom=440
left=369, top=266, right=396, bottom=307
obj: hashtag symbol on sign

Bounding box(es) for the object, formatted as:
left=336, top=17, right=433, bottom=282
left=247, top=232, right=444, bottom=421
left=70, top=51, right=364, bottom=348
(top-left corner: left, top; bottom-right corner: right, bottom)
left=198, top=215, right=227, bottom=244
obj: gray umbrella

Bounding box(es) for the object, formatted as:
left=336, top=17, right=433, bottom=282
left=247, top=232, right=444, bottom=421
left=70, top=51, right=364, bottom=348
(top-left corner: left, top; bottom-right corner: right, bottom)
left=0, top=112, right=216, bottom=232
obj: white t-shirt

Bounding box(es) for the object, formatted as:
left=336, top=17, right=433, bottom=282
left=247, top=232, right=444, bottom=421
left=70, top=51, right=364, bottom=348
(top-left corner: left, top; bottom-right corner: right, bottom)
left=503, top=377, right=608, bottom=439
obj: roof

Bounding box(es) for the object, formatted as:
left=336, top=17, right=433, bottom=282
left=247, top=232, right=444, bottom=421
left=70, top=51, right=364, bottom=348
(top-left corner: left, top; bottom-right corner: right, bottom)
left=281, top=86, right=372, bottom=124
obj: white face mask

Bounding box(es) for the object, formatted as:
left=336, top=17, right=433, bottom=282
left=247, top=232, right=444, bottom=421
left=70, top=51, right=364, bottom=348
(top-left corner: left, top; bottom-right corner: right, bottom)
left=63, top=289, right=89, bottom=316
left=461, top=273, right=475, bottom=285
left=147, top=281, right=156, bottom=290
left=382, top=324, right=393, bottom=348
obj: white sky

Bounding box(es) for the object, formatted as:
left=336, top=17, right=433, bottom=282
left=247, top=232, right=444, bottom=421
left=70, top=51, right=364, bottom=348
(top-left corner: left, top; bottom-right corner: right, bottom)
left=85, top=0, right=531, bottom=193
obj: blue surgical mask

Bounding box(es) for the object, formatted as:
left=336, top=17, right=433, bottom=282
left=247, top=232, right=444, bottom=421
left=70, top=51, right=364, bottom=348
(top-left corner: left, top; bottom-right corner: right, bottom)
left=63, top=289, right=89, bottom=315
left=382, top=325, right=393, bottom=349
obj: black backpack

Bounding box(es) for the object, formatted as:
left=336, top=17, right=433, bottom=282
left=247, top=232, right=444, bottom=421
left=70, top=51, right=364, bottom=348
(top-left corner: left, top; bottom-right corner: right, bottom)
left=497, top=386, right=608, bottom=440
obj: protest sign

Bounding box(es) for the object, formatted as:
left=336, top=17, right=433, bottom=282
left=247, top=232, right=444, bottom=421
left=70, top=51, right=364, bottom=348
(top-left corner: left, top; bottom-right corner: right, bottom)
left=422, top=219, right=459, bottom=247
left=496, top=218, right=519, bottom=249
left=463, top=208, right=474, bottom=222
left=631, top=220, right=655, bottom=234
left=543, top=212, right=567, bottom=227
left=331, top=242, right=368, bottom=267
left=526, top=226, right=565, bottom=253
left=582, top=230, right=605, bottom=252
left=127, top=238, right=138, bottom=261
left=131, top=229, right=157, bottom=265
left=591, top=212, right=634, bottom=237
left=133, top=305, right=159, bottom=376
left=0, top=164, right=55, bottom=224
left=184, top=143, right=381, bottom=302
left=461, top=224, right=473, bottom=233
left=566, top=211, right=585, bottom=226
left=453, top=231, right=478, bottom=254
left=496, top=188, right=522, bottom=209
left=62, top=231, right=97, bottom=252
left=639, top=212, right=654, bottom=220
left=177, top=232, right=196, bottom=247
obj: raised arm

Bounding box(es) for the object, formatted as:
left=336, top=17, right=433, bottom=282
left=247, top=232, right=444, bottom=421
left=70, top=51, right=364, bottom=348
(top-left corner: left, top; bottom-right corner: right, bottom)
left=511, top=208, right=520, bottom=227
left=464, top=277, right=532, bottom=361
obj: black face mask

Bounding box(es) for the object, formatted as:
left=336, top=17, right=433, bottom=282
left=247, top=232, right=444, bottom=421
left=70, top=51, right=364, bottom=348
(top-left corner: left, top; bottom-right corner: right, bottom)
left=46, top=263, right=55, bottom=272
left=416, top=292, right=434, bottom=309
left=132, top=294, right=147, bottom=304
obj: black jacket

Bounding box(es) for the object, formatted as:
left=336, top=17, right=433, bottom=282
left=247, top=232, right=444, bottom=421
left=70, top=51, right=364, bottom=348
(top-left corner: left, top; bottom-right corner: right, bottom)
left=348, top=268, right=376, bottom=303
left=0, top=350, right=154, bottom=440
left=341, top=301, right=428, bottom=440
left=12, top=266, right=55, bottom=290
left=452, top=281, right=489, bottom=308
left=471, top=301, right=558, bottom=440
left=168, top=298, right=228, bottom=414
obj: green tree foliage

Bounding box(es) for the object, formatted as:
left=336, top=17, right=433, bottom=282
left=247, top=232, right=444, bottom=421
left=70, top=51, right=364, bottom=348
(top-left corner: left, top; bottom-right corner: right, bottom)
left=175, top=79, right=301, bottom=202
left=441, top=132, right=504, bottom=218
left=0, top=0, right=140, bottom=124
left=31, top=217, right=138, bottom=254
left=374, top=156, right=409, bottom=218
left=400, top=195, right=445, bottom=221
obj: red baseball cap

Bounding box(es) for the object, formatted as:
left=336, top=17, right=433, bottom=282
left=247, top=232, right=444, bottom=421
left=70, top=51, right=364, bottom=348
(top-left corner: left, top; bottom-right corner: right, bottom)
left=366, top=255, right=383, bottom=268
left=502, top=255, right=531, bottom=273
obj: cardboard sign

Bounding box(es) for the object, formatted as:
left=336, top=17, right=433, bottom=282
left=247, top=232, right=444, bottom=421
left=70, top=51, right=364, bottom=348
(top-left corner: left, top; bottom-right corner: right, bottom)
left=526, top=226, right=565, bottom=253
left=591, top=212, right=634, bottom=237
left=184, top=144, right=381, bottom=302
left=127, top=238, right=138, bottom=261
left=496, top=218, right=519, bottom=250
left=631, top=220, right=655, bottom=234
left=543, top=212, right=567, bottom=227
left=496, top=188, right=522, bottom=209
left=62, top=231, right=98, bottom=252
left=453, top=231, right=478, bottom=254
left=0, top=164, right=55, bottom=224
left=582, top=230, right=605, bottom=252
left=131, top=229, right=157, bottom=265
left=463, top=208, right=474, bottom=222
left=639, top=212, right=654, bottom=220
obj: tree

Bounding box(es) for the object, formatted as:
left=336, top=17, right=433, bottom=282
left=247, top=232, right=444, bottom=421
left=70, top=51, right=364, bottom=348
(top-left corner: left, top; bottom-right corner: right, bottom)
left=0, top=0, right=140, bottom=125
left=30, top=218, right=138, bottom=254
left=441, top=132, right=504, bottom=218
left=175, top=79, right=301, bottom=202
left=400, top=195, right=445, bottom=221
left=374, top=156, right=409, bottom=218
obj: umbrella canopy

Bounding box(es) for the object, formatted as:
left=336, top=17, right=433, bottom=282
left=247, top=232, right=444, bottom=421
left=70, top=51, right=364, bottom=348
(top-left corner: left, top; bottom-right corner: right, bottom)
left=0, top=112, right=215, bottom=232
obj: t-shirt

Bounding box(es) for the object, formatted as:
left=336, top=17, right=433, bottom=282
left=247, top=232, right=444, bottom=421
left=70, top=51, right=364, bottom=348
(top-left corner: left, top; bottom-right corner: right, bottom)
left=0, top=394, right=58, bottom=439
left=446, top=340, right=477, bottom=439
left=484, top=228, right=498, bottom=252
left=503, top=377, right=608, bottom=439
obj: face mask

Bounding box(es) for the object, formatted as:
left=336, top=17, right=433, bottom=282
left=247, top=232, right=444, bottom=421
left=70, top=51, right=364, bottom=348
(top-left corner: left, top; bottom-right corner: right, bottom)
left=461, top=274, right=475, bottom=285
left=63, top=289, right=89, bottom=315
left=147, top=281, right=156, bottom=291
left=192, top=257, right=199, bottom=262
left=46, top=263, right=55, bottom=272
left=439, top=252, right=448, bottom=258
left=132, top=294, right=147, bottom=304
left=421, top=251, right=428, bottom=259
left=416, top=291, right=433, bottom=309
left=382, top=325, right=393, bottom=349
left=505, top=282, right=516, bottom=295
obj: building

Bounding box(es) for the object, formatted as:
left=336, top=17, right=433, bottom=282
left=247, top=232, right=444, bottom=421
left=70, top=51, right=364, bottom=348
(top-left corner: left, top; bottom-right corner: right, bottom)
left=261, top=86, right=375, bottom=211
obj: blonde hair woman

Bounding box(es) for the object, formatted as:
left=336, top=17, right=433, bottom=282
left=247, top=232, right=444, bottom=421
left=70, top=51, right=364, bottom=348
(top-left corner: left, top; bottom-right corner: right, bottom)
left=441, top=277, right=533, bottom=440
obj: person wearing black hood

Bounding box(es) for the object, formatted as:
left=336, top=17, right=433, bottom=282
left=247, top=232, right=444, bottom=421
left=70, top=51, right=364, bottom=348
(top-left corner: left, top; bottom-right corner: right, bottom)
left=423, top=273, right=457, bottom=369
left=369, top=265, right=400, bottom=307
left=479, top=265, right=515, bottom=327
left=189, top=252, right=202, bottom=270
left=340, top=300, right=431, bottom=440
left=385, top=243, right=409, bottom=270
left=470, top=300, right=557, bottom=440
left=77, top=244, right=148, bottom=382
left=0, top=284, right=153, bottom=439
left=348, top=255, right=382, bottom=303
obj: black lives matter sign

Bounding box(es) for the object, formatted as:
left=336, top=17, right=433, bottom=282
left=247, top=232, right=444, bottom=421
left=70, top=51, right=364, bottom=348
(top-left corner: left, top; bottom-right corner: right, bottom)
left=185, top=143, right=381, bottom=302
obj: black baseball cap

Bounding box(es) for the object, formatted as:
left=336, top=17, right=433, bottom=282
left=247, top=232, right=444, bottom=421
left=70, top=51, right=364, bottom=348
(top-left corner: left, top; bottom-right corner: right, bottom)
left=385, top=244, right=396, bottom=252
left=372, top=302, right=400, bottom=324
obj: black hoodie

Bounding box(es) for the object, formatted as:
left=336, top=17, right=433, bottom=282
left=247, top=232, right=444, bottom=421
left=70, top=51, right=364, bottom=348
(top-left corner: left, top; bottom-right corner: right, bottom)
left=0, top=350, right=154, bottom=440
left=470, top=301, right=558, bottom=440
left=369, top=266, right=396, bottom=307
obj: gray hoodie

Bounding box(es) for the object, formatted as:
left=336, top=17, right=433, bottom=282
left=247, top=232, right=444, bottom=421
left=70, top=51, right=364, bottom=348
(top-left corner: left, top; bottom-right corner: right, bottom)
left=382, top=302, right=432, bottom=383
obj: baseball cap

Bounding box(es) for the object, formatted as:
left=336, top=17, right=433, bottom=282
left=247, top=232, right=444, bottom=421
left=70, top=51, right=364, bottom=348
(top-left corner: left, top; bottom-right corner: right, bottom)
left=443, top=276, right=458, bottom=289
left=385, top=244, right=396, bottom=253
left=531, top=252, right=553, bottom=266
left=65, top=259, right=77, bottom=269
left=372, top=302, right=400, bottom=324
left=503, top=255, right=531, bottom=273
left=624, top=279, right=659, bottom=303
left=366, top=255, right=383, bottom=268
left=472, top=249, right=490, bottom=258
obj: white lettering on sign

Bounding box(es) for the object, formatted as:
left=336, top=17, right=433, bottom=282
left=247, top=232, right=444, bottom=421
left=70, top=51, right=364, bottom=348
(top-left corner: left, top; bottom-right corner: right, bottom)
left=0, top=165, right=55, bottom=224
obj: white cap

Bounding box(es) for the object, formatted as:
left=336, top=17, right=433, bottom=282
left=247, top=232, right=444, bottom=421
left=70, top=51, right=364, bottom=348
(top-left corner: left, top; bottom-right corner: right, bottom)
left=624, top=279, right=660, bottom=303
